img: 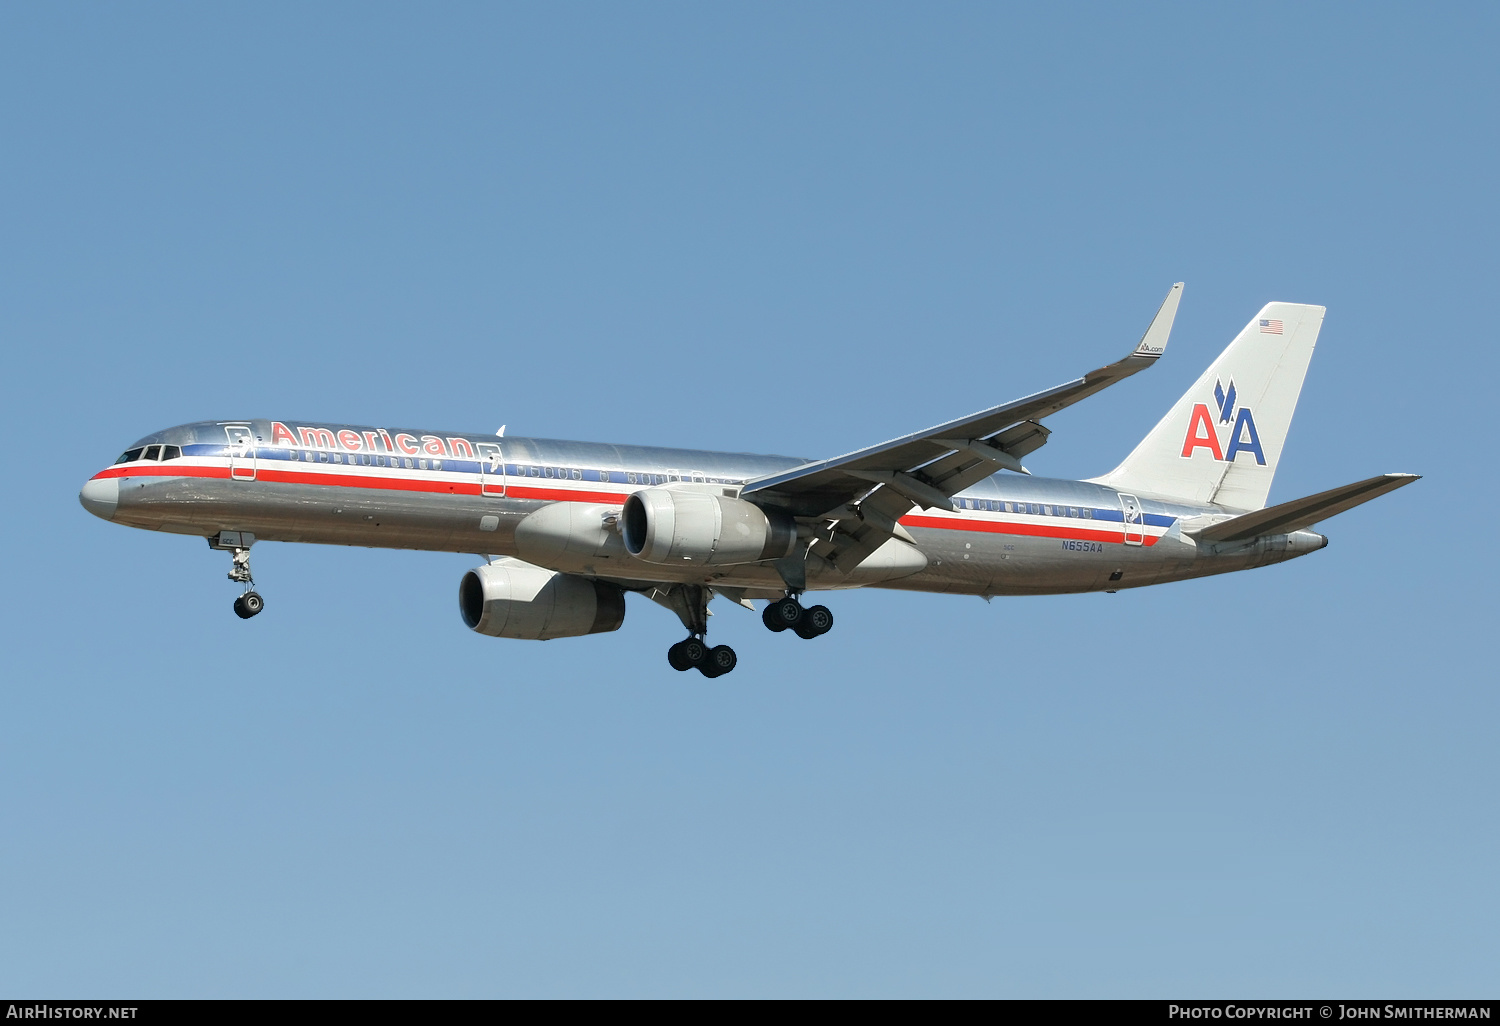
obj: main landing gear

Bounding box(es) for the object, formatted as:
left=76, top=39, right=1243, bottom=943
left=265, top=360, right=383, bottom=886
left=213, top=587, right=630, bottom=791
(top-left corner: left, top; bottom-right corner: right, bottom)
left=657, top=584, right=737, bottom=678
left=667, top=637, right=738, bottom=678
left=762, top=594, right=833, bottom=640
left=651, top=585, right=832, bottom=676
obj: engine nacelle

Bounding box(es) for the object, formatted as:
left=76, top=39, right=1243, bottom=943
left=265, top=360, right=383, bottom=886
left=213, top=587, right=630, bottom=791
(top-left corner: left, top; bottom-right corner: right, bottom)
left=621, top=488, right=797, bottom=565
left=459, top=561, right=625, bottom=640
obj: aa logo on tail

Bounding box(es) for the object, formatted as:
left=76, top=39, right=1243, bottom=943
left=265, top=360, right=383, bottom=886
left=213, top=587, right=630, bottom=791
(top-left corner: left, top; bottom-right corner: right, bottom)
left=1180, top=379, right=1265, bottom=465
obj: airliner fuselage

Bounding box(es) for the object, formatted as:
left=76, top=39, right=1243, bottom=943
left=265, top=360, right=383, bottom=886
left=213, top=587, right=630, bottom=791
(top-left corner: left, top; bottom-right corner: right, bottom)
left=77, top=286, right=1415, bottom=676
left=83, top=419, right=1322, bottom=597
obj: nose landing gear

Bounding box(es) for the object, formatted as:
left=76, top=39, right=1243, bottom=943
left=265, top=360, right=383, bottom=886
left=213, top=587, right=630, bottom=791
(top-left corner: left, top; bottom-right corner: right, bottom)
left=211, top=531, right=265, bottom=619
left=228, top=548, right=265, bottom=619
left=762, top=594, right=833, bottom=639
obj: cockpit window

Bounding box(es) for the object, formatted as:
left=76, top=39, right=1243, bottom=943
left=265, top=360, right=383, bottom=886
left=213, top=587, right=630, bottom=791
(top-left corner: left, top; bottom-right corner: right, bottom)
left=112, top=444, right=181, bottom=464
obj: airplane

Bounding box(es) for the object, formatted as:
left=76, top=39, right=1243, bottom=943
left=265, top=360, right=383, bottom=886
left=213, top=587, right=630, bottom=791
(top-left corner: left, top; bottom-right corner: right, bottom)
left=78, top=285, right=1417, bottom=676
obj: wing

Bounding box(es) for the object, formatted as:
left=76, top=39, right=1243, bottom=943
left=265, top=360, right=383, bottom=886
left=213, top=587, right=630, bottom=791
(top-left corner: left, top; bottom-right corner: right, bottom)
left=742, top=283, right=1184, bottom=572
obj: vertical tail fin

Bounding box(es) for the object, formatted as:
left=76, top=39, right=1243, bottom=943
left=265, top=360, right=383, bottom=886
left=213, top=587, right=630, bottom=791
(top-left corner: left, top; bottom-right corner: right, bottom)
left=1091, top=302, right=1325, bottom=510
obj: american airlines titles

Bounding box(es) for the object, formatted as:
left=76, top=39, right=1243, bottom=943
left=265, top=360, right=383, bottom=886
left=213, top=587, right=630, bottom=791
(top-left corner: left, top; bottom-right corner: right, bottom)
left=269, top=422, right=487, bottom=460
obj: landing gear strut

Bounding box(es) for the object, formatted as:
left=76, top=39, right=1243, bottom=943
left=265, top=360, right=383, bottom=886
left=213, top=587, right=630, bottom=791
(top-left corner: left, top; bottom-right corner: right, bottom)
left=654, top=584, right=736, bottom=677
left=762, top=594, right=833, bottom=639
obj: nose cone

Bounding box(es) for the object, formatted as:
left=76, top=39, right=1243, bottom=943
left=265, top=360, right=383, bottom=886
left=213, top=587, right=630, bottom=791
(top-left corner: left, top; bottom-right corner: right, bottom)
left=79, top=476, right=119, bottom=520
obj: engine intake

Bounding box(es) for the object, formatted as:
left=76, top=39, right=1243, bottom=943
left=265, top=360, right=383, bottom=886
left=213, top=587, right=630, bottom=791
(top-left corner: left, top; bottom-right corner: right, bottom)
left=621, top=488, right=796, bottom=565
left=459, top=561, right=625, bottom=640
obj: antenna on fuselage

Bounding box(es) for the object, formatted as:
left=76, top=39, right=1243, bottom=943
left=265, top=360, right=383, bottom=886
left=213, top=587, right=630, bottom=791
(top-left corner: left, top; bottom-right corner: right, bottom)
left=496, top=425, right=506, bottom=437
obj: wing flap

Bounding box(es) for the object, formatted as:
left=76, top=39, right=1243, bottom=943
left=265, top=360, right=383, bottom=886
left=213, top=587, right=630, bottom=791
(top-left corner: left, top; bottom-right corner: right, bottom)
left=814, top=486, right=916, bottom=572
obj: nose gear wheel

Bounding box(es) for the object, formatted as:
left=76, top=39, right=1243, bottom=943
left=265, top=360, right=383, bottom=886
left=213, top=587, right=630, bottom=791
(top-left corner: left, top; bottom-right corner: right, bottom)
left=233, top=591, right=265, bottom=619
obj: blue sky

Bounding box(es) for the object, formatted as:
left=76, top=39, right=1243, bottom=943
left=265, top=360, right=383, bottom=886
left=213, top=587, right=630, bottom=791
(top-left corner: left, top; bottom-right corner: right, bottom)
left=1, top=3, right=1495, bottom=997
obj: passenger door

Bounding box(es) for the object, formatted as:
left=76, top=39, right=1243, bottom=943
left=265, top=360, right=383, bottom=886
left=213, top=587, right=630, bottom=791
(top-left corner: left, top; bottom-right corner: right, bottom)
left=224, top=424, right=256, bottom=481
left=1119, top=492, right=1144, bottom=546
left=477, top=442, right=506, bottom=497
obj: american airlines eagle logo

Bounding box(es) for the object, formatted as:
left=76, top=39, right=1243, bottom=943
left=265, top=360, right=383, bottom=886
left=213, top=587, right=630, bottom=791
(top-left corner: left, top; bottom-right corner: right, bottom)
left=1180, top=378, right=1266, bottom=465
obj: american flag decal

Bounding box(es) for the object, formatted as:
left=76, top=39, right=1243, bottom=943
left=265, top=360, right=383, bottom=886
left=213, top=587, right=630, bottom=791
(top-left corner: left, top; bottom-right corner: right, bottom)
left=1259, top=318, right=1283, bottom=335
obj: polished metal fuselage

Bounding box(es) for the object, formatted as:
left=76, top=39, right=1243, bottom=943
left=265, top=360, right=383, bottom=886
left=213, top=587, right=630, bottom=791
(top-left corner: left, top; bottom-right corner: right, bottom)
left=87, top=419, right=1326, bottom=597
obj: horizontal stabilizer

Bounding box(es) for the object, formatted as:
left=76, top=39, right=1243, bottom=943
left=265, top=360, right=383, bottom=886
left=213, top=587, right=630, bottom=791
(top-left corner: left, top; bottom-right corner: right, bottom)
left=1191, top=473, right=1420, bottom=544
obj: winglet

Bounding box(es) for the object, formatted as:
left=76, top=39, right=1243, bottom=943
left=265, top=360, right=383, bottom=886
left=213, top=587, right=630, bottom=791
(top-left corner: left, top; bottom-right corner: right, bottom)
left=1132, top=282, right=1183, bottom=361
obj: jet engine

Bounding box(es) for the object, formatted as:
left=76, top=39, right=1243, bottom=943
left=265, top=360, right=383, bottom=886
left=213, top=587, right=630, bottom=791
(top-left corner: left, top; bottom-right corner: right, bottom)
left=621, top=488, right=797, bottom=565
left=459, top=560, right=625, bottom=640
